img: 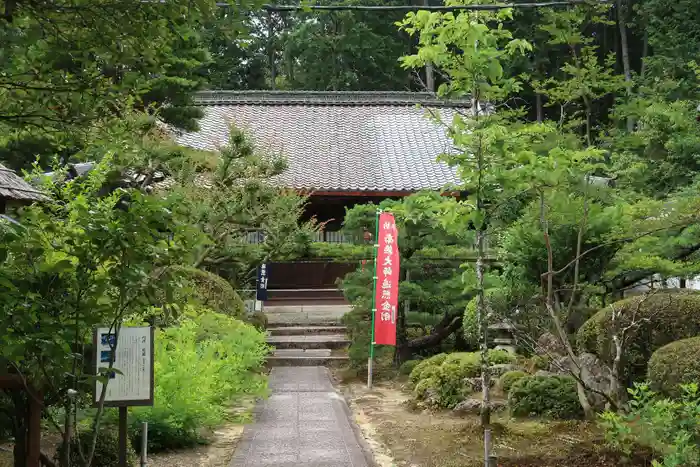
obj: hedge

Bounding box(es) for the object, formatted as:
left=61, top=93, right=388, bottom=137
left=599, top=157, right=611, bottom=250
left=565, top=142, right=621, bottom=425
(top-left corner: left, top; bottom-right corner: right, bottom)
left=577, top=291, right=700, bottom=384
left=508, top=375, right=583, bottom=419
left=648, top=337, right=700, bottom=398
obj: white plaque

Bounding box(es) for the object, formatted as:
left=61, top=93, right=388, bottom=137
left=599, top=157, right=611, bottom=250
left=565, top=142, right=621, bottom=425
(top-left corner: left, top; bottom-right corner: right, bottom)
left=94, top=326, right=153, bottom=406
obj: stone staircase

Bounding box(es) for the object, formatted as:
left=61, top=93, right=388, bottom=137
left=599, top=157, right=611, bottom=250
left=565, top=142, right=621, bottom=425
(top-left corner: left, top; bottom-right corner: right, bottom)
left=264, top=304, right=351, bottom=366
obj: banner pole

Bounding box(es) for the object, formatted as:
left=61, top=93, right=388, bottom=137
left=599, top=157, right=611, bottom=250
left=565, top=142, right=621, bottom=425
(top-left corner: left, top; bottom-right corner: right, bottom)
left=367, top=208, right=381, bottom=389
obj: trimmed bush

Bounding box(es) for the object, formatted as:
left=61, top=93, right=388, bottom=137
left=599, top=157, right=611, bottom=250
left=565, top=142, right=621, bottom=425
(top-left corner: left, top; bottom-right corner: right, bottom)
left=508, top=375, right=583, bottom=419
left=648, top=337, right=700, bottom=398
left=171, top=266, right=245, bottom=318
left=399, top=359, right=421, bottom=376
left=57, top=428, right=136, bottom=467
left=414, top=376, right=439, bottom=401
left=577, top=291, right=700, bottom=384
left=409, top=353, right=448, bottom=386
left=410, top=351, right=517, bottom=408
left=498, top=370, right=528, bottom=394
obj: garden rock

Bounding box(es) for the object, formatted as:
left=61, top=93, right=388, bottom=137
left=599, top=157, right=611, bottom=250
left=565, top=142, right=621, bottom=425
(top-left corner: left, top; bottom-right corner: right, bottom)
left=537, top=332, right=567, bottom=356
left=548, top=352, right=612, bottom=409
left=425, top=388, right=440, bottom=407
left=453, top=398, right=507, bottom=416
left=463, top=377, right=496, bottom=393
left=463, top=377, right=482, bottom=392
left=535, top=370, right=556, bottom=377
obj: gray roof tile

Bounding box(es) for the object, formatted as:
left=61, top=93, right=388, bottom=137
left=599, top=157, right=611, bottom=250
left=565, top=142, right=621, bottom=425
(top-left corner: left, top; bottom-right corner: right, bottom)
left=173, top=91, right=467, bottom=193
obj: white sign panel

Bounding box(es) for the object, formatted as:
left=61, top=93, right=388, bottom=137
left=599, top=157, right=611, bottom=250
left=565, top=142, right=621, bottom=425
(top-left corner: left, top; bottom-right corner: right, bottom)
left=94, top=326, right=153, bottom=406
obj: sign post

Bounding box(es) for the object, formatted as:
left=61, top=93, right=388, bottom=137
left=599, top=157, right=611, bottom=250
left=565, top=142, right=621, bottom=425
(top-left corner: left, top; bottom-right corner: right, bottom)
left=368, top=211, right=399, bottom=388
left=93, top=326, right=154, bottom=467
left=256, top=263, right=269, bottom=302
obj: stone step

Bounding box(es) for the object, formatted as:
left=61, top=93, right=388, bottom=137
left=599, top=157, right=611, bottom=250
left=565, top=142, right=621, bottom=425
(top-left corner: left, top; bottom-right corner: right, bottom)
left=266, top=349, right=350, bottom=367
left=267, top=355, right=350, bottom=367
left=266, top=314, right=345, bottom=327
left=264, top=304, right=350, bottom=327
left=267, top=325, right=348, bottom=336
left=266, top=334, right=351, bottom=350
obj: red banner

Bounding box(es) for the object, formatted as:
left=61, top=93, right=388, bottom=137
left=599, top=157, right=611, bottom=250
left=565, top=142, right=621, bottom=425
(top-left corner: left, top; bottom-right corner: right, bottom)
left=373, top=212, right=399, bottom=346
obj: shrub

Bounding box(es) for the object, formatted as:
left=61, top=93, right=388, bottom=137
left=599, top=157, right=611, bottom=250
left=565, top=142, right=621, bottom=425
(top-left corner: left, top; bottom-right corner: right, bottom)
left=498, top=370, right=528, bottom=394
left=57, top=428, right=136, bottom=467
left=409, top=353, right=448, bottom=386
left=648, top=337, right=700, bottom=398
left=600, top=383, right=700, bottom=466
left=170, top=266, right=245, bottom=318
left=127, top=310, right=270, bottom=451
left=508, top=375, right=583, bottom=419
left=411, top=351, right=517, bottom=408
left=577, top=291, right=700, bottom=384
left=245, top=310, right=268, bottom=331
left=399, top=359, right=421, bottom=376
left=414, top=376, right=439, bottom=401
left=435, top=361, right=479, bottom=408
left=528, top=355, right=551, bottom=372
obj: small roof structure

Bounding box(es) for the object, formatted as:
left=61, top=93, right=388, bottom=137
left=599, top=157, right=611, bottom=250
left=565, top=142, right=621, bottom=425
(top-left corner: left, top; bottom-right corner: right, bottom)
left=173, top=91, right=469, bottom=195
left=0, top=163, right=46, bottom=204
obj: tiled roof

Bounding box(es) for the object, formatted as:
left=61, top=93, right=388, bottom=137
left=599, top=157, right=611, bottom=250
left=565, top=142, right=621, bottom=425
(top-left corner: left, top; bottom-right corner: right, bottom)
left=0, top=163, right=47, bottom=202
left=173, top=91, right=468, bottom=193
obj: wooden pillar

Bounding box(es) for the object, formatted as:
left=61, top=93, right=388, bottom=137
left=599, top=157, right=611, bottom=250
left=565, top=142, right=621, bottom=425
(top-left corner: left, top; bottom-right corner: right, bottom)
left=119, top=406, right=128, bottom=467
left=0, top=377, right=42, bottom=467
left=26, top=392, right=41, bottom=467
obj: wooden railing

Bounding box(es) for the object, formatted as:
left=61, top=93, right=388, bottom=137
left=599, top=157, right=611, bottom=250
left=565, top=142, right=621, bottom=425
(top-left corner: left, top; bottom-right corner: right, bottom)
left=245, top=230, right=351, bottom=244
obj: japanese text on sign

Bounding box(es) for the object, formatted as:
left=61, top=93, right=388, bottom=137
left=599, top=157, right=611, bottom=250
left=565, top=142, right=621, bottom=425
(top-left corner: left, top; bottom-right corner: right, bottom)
left=94, top=326, right=153, bottom=406
left=373, top=212, right=399, bottom=346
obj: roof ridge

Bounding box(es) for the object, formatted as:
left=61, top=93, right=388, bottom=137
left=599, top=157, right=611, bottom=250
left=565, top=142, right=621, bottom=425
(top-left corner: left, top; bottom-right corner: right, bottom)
left=193, top=90, right=472, bottom=108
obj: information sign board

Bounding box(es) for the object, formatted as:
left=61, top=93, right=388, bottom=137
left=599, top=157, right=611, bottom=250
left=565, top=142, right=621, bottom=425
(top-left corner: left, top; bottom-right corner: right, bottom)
left=93, top=326, right=154, bottom=407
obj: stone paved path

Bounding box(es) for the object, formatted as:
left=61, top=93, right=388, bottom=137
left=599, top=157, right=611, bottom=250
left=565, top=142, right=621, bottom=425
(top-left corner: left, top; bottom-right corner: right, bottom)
left=230, top=366, right=369, bottom=467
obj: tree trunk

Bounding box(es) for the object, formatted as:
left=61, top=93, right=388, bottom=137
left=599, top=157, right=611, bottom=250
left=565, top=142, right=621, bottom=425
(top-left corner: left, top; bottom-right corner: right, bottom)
left=397, top=311, right=463, bottom=363
left=640, top=31, right=648, bottom=79
left=11, top=392, right=26, bottom=467
left=610, top=337, right=623, bottom=409
left=616, top=0, right=634, bottom=132
left=536, top=93, right=544, bottom=123
left=267, top=11, right=276, bottom=89
left=476, top=230, right=491, bottom=429
left=60, top=401, right=72, bottom=467
left=541, top=193, right=595, bottom=420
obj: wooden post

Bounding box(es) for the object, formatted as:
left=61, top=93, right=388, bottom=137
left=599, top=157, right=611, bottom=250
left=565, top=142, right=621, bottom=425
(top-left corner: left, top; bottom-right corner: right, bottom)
left=0, top=376, right=42, bottom=467
left=140, top=422, right=148, bottom=467
left=119, top=406, right=128, bottom=467
left=26, top=392, right=41, bottom=467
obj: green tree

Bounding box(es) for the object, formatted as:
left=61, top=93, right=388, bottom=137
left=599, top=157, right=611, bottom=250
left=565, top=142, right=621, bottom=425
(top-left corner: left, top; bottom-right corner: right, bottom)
left=340, top=191, right=476, bottom=368
left=277, top=0, right=414, bottom=91
left=399, top=4, right=535, bottom=442
left=0, top=158, right=196, bottom=466
left=0, top=0, right=259, bottom=172
left=165, top=127, right=317, bottom=288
